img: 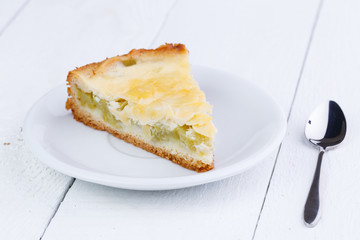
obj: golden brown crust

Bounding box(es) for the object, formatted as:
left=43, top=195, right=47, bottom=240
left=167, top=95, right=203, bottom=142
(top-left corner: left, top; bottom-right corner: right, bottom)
left=66, top=74, right=213, bottom=172
left=67, top=98, right=213, bottom=172
left=126, top=43, right=187, bottom=58
left=68, top=43, right=187, bottom=78
left=66, top=43, right=214, bottom=172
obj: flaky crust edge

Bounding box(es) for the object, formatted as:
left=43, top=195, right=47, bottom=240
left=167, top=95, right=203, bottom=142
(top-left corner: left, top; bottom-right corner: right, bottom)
left=69, top=43, right=188, bottom=77
left=66, top=71, right=214, bottom=173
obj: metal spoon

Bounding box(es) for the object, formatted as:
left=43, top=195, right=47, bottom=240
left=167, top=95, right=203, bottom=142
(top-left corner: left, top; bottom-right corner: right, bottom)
left=304, top=100, right=347, bottom=227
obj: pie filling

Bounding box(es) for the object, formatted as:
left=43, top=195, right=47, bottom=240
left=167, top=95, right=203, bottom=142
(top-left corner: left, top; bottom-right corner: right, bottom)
left=75, top=87, right=213, bottom=158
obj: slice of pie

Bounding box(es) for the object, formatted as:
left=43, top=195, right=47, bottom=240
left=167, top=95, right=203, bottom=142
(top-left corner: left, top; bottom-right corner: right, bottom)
left=66, top=43, right=216, bottom=172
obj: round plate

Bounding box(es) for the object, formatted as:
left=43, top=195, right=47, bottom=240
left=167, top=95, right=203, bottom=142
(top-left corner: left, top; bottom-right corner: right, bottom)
left=24, top=66, right=287, bottom=190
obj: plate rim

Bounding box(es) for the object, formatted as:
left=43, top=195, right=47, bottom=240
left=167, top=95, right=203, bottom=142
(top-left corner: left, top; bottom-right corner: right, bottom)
left=24, top=65, right=287, bottom=190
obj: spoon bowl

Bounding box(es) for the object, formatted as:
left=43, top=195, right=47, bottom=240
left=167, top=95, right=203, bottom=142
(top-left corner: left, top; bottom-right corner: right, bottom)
left=303, top=100, right=347, bottom=227
left=305, top=100, right=347, bottom=149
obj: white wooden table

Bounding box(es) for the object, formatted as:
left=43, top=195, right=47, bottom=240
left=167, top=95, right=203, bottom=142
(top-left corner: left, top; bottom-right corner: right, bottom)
left=1, top=0, right=359, bottom=239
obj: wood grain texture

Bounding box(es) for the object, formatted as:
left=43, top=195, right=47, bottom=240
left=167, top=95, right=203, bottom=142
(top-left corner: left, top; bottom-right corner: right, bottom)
left=0, top=0, right=174, bottom=239
left=40, top=0, right=320, bottom=239
left=152, top=0, right=321, bottom=113
left=0, top=0, right=27, bottom=34
left=0, top=1, right=75, bottom=239
left=254, top=0, right=360, bottom=239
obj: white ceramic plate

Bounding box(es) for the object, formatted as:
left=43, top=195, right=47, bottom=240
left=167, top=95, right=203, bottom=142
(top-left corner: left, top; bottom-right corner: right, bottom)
left=24, top=66, right=287, bottom=190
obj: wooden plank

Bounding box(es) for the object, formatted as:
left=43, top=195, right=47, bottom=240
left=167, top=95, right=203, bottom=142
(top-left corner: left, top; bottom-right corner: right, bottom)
left=151, top=0, right=321, bottom=113
left=254, top=0, right=360, bottom=239
left=42, top=0, right=320, bottom=239
left=0, top=0, right=27, bottom=34
left=0, top=0, right=174, bottom=239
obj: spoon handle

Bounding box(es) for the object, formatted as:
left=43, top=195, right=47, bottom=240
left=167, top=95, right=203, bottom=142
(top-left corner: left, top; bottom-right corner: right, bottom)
left=304, top=150, right=324, bottom=227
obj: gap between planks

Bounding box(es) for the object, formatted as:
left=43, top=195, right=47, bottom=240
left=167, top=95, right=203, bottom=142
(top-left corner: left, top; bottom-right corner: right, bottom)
left=38, top=2, right=178, bottom=239
left=0, top=0, right=31, bottom=37
left=150, top=0, right=178, bottom=47
left=39, top=179, right=76, bottom=240
left=251, top=0, right=325, bottom=239
left=0, top=1, right=74, bottom=240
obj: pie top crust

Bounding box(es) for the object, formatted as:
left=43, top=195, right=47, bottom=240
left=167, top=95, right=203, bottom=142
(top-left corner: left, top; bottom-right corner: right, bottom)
left=67, top=43, right=216, bottom=138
